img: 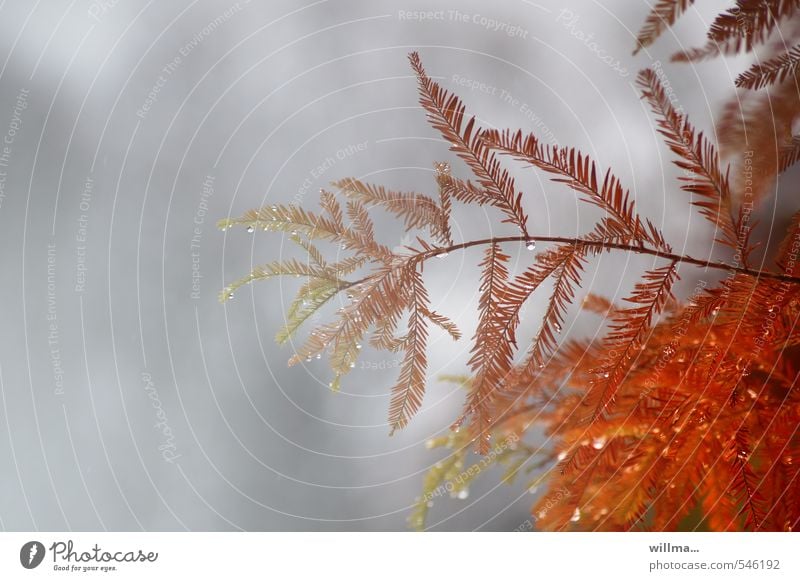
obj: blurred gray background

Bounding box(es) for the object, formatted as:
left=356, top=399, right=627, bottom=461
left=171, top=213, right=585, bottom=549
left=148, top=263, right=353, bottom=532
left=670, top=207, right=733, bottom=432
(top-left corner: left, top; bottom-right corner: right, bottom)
left=0, top=0, right=747, bottom=531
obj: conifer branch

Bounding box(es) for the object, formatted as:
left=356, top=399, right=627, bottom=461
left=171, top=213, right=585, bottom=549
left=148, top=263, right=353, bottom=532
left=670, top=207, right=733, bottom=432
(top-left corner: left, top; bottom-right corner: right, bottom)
left=222, top=42, right=800, bottom=531
left=736, top=44, right=800, bottom=89
left=388, top=269, right=430, bottom=433
left=411, top=235, right=800, bottom=285
left=483, top=128, right=670, bottom=251
left=516, top=244, right=588, bottom=379
left=583, top=263, right=679, bottom=420
left=709, top=0, right=800, bottom=49
left=434, top=162, right=455, bottom=245
left=637, top=69, right=747, bottom=261
left=409, top=52, right=530, bottom=236
left=462, top=243, right=512, bottom=454
left=779, top=135, right=800, bottom=172
left=673, top=0, right=800, bottom=61
left=333, top=177, right=448, bottom=242
left=634, top=0, right=696, bottom=55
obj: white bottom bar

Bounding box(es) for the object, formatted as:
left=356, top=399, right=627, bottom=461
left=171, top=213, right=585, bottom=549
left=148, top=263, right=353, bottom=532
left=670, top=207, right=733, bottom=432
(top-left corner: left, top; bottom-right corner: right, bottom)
left=1, top=532, right=796, bottom=579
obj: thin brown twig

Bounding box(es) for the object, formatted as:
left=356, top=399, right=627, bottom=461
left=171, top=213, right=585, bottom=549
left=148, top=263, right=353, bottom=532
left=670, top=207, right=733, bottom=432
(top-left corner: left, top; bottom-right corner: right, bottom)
left=409, top=235, right=800, bottom=285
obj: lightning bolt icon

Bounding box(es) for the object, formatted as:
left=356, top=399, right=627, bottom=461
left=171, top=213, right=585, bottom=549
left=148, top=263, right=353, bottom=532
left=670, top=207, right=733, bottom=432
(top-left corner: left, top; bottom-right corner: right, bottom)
left=28, top=544, right=38, bottom=565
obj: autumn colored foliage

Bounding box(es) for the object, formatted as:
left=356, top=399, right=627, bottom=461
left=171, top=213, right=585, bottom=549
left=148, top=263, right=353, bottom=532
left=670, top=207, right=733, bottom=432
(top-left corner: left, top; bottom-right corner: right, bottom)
left=221, top=2, right=800, bottom=531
